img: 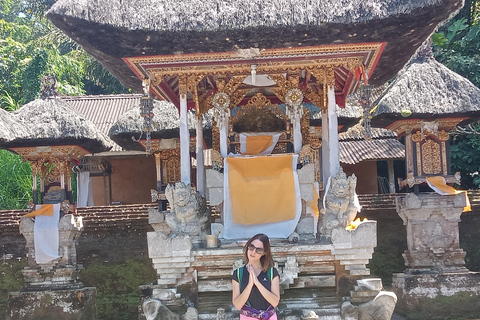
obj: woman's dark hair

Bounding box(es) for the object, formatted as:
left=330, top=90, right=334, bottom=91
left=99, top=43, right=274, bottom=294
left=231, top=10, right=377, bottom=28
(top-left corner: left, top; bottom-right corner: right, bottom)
left=243, top=233, right=274, bottom=272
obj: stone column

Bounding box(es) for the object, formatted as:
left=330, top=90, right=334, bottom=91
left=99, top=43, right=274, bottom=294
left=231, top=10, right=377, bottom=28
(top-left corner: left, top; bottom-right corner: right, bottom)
left=196, top=113, right=205, bottom=197
left=180, top=93, right=191, bottom=185
left=321, top=110, right=330, bottom=187
left=321, top=85, right=340, bottom=186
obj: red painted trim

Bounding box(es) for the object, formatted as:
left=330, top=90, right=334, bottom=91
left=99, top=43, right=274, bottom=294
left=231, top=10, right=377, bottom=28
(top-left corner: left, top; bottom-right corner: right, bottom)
left=122, top=57, right=146, bottom=81
left=368, top=43, right=386, bottom=79
left=335, top=93, right=346, bottom=109
left=158, top=81, right=180, bottom=109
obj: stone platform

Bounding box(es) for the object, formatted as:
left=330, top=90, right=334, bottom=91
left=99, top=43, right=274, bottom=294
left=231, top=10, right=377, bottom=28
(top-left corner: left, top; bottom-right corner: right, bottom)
left=6, top=287, right=97, bottom=320
left=393, top=272, right=480, bottom=308
left=141, top=220, right=379, bottom=319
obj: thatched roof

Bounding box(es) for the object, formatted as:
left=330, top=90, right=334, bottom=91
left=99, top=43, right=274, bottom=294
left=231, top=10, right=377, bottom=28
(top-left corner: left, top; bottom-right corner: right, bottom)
left=47, top=0, right=462, bottom=92
left=1, top=98, right=113, bottom=153
left=0, top=108, right=25, bottom=143
left=371, top=54, right=480, bottom=127
left=109, top=99, right=212, bottom=151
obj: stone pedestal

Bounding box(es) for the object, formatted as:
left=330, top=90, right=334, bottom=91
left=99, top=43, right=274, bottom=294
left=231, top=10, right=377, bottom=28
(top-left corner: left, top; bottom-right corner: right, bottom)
left=19, top=213, right=85, bottom=290
left=393, top=192, right=480, bottom=310
left=8, top=210, right=96, bottom=319
left=6, top=287, right=97, bottom=320
left=331, top=220, right=377, bottom=277
left=396, top=192, right=467, bottom=273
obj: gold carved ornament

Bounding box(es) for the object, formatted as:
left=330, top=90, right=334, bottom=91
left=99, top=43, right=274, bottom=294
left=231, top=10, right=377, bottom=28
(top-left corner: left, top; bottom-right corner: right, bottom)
left=146, top=57, right=365, bottom=79
left=308, top=126, right=323, bottom=150
left=300, top=109, right=310, bottom=146
left=155, top=149, right=181, bottom=184
left=127, top=43, right=381, bottom=67
left=230, top=92, right=287, bottom=124
left=421, top=139, right=442, bottom=175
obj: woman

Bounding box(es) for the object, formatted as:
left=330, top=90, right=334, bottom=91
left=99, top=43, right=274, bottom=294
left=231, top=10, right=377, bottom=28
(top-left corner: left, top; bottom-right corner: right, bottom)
left=232, top=233, right=280, bottom=320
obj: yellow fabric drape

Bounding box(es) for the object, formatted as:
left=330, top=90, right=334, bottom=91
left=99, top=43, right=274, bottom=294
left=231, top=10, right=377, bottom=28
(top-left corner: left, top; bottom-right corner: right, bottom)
left=425, top=176, right=471, bottom=212
left=310, top=183, right=319, bottom=217
left=244, top=135, right=274, bottom=155
left=24, top=204, right=54, bottom=217
left=227, top=155, right=296, bottom=225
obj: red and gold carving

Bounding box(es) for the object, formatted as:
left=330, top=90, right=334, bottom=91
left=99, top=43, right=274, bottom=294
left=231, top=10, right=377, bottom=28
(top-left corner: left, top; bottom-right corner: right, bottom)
left=388, top=118, right=468, bottom=136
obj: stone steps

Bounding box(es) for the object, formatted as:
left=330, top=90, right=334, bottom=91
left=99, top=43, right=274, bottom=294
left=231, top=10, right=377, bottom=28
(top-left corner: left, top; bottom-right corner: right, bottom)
left=197, top=288, right=341, bottom=319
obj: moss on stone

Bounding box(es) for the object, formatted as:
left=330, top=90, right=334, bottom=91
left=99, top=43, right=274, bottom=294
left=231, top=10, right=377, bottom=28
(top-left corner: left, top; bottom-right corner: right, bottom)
left=397, top=292, right=480, bottom=320
left=0, top=259, right=27, bottom=319
left=79, top=259, right=156, bottom=320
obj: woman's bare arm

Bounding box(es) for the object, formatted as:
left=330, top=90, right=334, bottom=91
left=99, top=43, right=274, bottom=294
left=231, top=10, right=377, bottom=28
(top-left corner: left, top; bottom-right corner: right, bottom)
left=232, top=275, right=254, bottom=310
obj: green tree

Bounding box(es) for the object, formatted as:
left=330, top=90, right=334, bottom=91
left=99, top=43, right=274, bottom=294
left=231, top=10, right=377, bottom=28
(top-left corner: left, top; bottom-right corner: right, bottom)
left=0, top=150, right=32, bottom=210
left=0, top=0, right=130, bottom=209
left=1, top=0, right=129, bottom=110
left=432, top=1, right=480, bottom=87
left=432, top=0, right=480, bottom=189
left=450, top=124, right=480, bottom=189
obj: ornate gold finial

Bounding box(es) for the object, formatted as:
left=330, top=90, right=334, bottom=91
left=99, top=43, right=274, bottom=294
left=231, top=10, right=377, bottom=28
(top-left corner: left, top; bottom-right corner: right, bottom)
left=40, top=75, right=58, bottom=99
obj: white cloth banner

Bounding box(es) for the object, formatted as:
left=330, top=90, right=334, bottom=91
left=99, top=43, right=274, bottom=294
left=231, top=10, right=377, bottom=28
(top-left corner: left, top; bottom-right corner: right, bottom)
left=34, top=203, right=60, bottom=264
left=220, top=126, right=228, bottom=157
left=239, top=132, right=281, bottom=155
left=77, top=171, right=94, bottom=207
left=222, top=154, right=302, bottom=239
left=293, top=114, right=302, bottom=153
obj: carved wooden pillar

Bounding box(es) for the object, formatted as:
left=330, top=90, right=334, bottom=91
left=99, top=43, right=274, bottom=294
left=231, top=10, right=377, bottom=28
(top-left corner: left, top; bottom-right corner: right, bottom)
left=65, top=161, right=73, bottom=203
left=154, top=152, right=163, bottom=191
left=39, top=159, right=46, bottom=203
left=404, top=129, right=414, bottom=188
left=387, top=159, right=396, bottom=193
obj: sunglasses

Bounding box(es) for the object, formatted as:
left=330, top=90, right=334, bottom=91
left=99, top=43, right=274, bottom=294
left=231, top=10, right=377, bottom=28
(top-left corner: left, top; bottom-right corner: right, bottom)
left=247, top=244, right=265, bottom=254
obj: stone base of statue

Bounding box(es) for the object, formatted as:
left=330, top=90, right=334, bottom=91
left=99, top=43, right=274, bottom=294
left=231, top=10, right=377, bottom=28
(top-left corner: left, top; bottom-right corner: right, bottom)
left=5, top=287, right=97, bottom=320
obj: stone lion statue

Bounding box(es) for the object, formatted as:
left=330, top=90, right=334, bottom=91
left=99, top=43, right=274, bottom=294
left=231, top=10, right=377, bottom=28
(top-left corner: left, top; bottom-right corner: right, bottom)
left=165, top=182, right=209, bottom=242
left=318, top=167, right=358, bottom=240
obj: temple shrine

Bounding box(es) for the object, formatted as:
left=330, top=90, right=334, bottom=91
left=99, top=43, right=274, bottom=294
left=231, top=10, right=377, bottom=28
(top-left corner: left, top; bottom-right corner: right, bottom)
left=3, top=0, right=480, bottom=319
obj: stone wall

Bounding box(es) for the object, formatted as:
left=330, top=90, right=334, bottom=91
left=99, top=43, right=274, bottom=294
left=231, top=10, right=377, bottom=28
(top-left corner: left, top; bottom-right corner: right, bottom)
left=0, top=204, right=157, bottom=266
left=91, top=156, right=157, bottom=206
left=0, top=192, right=479, bottom=272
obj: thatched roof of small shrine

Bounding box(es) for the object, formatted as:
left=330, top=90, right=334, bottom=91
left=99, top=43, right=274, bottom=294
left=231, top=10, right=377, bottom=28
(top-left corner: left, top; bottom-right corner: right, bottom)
left=371, top=54, right=480, bottom=127
left=0, top=108, right=25, bottom=143
left=109, top=99, right=212, bottom=151
left=47, top=0, right=462, bottom=92
left=1, top=98, right=113, bottom=153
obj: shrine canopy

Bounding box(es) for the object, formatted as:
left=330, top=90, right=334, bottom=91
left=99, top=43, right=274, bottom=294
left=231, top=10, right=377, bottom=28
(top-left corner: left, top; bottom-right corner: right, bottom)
left=47, top=0, right=463, bottom=109
left=371, top=49, right=480, bottom=136
left=109, top=99, right=212, bottom=151
left=0, top=97, right=113, bottom=155
left=0, top=108, right=24, bottom=144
